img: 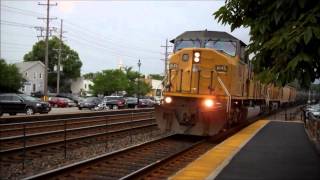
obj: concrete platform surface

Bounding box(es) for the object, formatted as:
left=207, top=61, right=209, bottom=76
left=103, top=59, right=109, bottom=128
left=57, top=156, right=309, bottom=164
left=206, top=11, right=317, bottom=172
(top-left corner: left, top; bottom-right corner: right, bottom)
left=216, top=121, right=320, bottom=180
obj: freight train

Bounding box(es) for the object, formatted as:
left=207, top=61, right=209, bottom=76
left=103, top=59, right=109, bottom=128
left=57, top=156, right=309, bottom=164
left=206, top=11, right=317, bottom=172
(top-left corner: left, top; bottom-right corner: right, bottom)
left=155, top=30, right=308, bottom=136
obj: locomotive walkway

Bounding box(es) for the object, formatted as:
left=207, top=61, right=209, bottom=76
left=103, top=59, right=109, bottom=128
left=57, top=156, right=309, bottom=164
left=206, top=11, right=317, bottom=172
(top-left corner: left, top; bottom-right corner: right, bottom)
left=170, top=120, right=320, bottom=180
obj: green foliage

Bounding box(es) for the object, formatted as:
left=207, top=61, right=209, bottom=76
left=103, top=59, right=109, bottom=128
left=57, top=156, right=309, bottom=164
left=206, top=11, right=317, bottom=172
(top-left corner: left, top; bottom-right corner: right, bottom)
left=91, top=69, right=128, bottom=95
left=148, top=74, right=164, bottom=80
left=124, top=67, right=152, bottom=96
left=23, top=36, right=82, bottom=92
left=310, top=83, right=320, bottom=93
left=138, top=80, right=152, bottom=96
left=83, top=72, right=96, bottom=80
left=0, top=59, right=24, bottom=92
left=90, top=67, right=152, bottom=96
left=214, top=0, right=320, bottom=88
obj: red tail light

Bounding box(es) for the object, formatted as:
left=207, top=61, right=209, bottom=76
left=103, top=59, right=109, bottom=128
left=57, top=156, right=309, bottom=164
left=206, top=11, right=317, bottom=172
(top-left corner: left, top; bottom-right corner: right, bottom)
left=117, top=100, right=124, bottom=105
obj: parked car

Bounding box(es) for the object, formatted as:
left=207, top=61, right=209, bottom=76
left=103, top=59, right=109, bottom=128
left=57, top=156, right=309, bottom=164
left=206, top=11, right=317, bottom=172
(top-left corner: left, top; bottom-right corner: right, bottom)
left=137, top=98, right=156, bottom=108
left=57, top=93, right=83, bottom=104
left=0, top=93, right=51, bottom=116
left=103, top=96, right=126, bottom=110
left=78, top=97, right=102, bottom=110
left=125, top=97, right=138, bottom=108
left=62, top=98, right=77, bottom=107
left=48, top=97, right=68, bottom=108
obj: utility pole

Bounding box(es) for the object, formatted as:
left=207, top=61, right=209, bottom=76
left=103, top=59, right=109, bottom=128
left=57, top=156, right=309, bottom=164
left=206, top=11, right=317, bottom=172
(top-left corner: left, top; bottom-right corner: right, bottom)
left=38, top=0, right=57, bottom=100
left=57, top=19, right=64, bottom=95
left=137, top=59, right=141, bottom=105
left=161, top=39, right=172, bottom=77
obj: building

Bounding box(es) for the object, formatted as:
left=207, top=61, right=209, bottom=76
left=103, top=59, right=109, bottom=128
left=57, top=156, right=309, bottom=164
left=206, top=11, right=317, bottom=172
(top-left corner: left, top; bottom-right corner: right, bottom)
left=15, top=61, right=45, bottom=95
left=71, top=77, right=94, bottom=96
left=145, top=76, right=163, bottom=97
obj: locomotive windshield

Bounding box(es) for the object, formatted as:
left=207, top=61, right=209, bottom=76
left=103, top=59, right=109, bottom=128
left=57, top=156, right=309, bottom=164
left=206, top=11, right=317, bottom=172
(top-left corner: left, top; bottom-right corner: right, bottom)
left=175, top=40, right=201, bottom=51
left=205, top=40, right=237, bottom=56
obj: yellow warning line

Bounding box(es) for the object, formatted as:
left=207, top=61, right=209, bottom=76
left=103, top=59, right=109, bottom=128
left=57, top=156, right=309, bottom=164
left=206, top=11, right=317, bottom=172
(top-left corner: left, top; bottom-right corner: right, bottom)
left=170, top=120, right=269, bottom=180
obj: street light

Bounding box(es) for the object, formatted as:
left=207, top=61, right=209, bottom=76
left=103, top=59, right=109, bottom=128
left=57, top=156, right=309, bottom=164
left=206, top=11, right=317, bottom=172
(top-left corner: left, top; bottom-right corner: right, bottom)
left=137, top=59, right=141, bottom=105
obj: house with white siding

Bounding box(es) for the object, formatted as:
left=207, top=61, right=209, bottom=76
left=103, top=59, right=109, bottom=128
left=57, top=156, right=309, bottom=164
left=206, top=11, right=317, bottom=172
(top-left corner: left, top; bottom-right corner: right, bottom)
left=71, top=77, right=93, bottom=96
left=15, top=61, right=45, bottom=95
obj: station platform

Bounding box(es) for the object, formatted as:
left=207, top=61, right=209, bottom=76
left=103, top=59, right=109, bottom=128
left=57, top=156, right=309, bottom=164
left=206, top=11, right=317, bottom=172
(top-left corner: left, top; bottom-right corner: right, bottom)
left=170, top=120, right=320, bottom=180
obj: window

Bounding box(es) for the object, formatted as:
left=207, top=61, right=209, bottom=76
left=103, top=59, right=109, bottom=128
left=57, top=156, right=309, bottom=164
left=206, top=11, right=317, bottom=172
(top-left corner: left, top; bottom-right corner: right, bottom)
left=205, top=40, right=237, bottom=56
left=34, top=72, right=37, bottom=79
left=0, top=95, right=10, bottom=101
left=175, top=40, right=201, bottom=51
left=11, top=95, right=21, bottom=102
left=39, top=73, right=42, bottom=79
left=21, top=86, right=25, bottom=92
left=25, top=72, right=28, bottom=77
left=33, top=84, right=36, bottom=92
left=84, top=84, right=87, bottom=89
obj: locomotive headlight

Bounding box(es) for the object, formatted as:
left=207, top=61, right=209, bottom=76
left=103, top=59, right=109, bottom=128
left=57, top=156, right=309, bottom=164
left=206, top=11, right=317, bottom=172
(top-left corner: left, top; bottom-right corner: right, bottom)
left=193, top=52, right=200, bottom=63
left=165, top=97, right=172, bottom=104
left=204, top=99, right=214, bottom=108
left=215, top=65, right=228, bottom=72
left=194, top=57, right=200, bottom=63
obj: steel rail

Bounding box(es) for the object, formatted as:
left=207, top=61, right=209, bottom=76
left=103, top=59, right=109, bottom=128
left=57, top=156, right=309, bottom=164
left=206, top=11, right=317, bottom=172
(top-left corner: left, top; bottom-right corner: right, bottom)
left=0, top=123, right=157, bottom=155
left=0, top=108, right=155, bottom=124
left=24, top=135, right=204, bottom=180
left=120, top=139, right=206, bottom=180
left=0, top=117, right=154, bottom=142
left=0, top=111, right=153, bottom=128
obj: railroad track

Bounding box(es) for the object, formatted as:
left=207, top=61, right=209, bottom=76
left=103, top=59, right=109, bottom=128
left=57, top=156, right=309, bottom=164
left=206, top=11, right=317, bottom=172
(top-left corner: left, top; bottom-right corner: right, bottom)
left=25, top=134, right=206, bottom=180
left=2, top=106, right=303, bottom=179
left=0, top=111, right=157, bottom=164
left=0, top=111, right=154, bottom=138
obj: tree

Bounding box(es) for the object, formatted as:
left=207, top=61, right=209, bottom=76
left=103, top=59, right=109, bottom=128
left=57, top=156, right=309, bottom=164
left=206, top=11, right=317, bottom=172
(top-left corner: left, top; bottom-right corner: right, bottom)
left=138, top=79, right=153, bottom=96
left=23, top=36, right=82, bottom=92
left=214, top=0, right=320, bottom=88
left=124, top=67, right=152, bottom=96
left=0, top=59, right=24, bottom=92
left=91, top=69, right=129, bottom=95
left=83, top=72, right=97, bottom=80
left=149, top=74, right=164, bottom=81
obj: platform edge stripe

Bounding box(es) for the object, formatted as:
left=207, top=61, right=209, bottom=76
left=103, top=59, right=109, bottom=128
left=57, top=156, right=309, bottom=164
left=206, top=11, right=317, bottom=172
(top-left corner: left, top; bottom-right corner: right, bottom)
left=169, top=120, right=269, bottom=180
left=205, top=120, right=269, bottom=180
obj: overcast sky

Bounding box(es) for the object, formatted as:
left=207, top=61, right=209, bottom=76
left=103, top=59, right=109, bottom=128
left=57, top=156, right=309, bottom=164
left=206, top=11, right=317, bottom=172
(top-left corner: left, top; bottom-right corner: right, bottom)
left=1, top=0, right=250, bottom=75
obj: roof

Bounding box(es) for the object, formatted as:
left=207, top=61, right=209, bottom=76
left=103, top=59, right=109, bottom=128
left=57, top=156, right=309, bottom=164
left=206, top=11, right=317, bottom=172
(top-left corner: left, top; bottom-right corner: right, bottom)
left=15, top=61, right=45, bottom=73
left=170, top=30, right=246, bottom=46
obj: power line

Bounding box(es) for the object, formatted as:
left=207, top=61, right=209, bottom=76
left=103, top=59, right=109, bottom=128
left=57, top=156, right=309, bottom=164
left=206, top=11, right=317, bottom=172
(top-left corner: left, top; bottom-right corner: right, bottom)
left=1, top=4, right=44, bottom=17
left=64, top=21, right=161, bottom=54
left=67, top=36, right=160, bottom=61
left=66, top=29, right=159, bottom=57
left=3, top=5, right=163, bottom=57
left=1, top=8, right=39, bottom=18
left=0, top=20, right=35, bottom=28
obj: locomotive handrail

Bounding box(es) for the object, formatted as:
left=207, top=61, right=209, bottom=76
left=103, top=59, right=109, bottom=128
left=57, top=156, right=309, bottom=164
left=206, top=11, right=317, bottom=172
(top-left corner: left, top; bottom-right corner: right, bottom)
left=215, top=71, right=231, bottom=114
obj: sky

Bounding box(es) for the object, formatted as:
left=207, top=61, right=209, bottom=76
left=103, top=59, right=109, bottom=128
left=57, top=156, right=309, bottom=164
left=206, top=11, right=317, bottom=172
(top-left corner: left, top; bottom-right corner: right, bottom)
left=1, top=0, right=250, bottom=76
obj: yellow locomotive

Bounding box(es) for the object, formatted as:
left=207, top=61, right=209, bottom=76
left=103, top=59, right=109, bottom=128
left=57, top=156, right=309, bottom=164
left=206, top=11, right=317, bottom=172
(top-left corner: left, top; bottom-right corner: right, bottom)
left=156, top=30, right=300, bottom=136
